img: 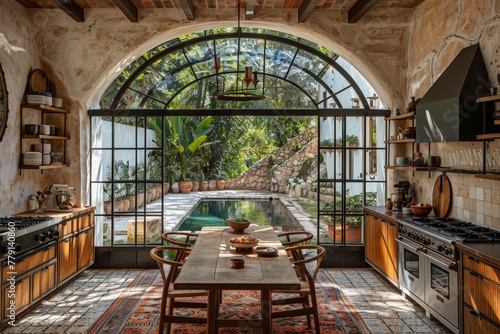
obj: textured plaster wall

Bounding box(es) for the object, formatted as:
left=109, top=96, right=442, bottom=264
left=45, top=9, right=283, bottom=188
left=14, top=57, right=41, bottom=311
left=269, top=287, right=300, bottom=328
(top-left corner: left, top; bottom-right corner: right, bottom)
left=0, top=0, right=414, bottom=215
left=0, top=2, right=43, bottom=215
left=399, top=0, right=500, bottom=227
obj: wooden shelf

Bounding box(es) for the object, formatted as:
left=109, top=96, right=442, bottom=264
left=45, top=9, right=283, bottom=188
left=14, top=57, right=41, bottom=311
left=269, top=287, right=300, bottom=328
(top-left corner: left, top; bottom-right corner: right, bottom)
left=476, top=95, right=500, bottom=103
left=495, top=120, right=500, bottom=126
left=385, top=139, right=415, bottom=144
left=22, top=134, right=70, bottom=140
left=385, top=111, right=415, bottom=121
left=475, top=173, right=500, bottom=181
left=22, top=104, right=69, bottom=113
left=20, top=164, right=70, bottom=170
left=476, top=133, right=500, bottom=140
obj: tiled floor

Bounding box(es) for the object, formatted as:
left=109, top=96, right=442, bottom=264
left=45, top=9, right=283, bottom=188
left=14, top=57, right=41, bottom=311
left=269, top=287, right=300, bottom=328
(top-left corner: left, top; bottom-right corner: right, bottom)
left=2, top=268, right=452, bottom=334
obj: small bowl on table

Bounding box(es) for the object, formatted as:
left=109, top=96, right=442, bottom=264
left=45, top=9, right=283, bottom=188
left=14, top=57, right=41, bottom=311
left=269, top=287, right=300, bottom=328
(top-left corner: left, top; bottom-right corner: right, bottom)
left=230, top=236, right=259, bottom=252
left=226, top=218, right=251, bottom=233
left=410, top=204, right=433, bottom=217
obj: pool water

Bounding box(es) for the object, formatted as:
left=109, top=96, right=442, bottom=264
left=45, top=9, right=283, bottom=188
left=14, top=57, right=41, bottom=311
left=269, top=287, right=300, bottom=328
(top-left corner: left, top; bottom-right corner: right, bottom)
left=174, top=198, right=303, bottom=232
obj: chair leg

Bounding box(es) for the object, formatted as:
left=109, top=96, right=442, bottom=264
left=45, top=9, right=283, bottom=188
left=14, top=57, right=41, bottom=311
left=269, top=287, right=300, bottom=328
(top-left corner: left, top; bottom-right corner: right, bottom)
left=159, top=288, right=168, bottom=334
left=166, top=297, right=174, bottom=334
left=310, top=293, right=320, bottom=334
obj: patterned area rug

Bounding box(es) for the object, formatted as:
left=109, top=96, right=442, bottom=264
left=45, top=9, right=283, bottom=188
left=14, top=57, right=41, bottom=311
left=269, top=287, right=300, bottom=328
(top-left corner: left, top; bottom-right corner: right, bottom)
left=89, top=269, right=369, bottom=333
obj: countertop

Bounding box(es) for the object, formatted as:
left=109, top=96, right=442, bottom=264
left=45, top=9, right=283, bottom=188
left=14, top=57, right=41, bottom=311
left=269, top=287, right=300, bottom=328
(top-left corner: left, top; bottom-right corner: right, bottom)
left=14, top=206, right=95, bottom=220
left=455, top=242, right=500, bottom=268
left=364, top=206, right=418, bottom=222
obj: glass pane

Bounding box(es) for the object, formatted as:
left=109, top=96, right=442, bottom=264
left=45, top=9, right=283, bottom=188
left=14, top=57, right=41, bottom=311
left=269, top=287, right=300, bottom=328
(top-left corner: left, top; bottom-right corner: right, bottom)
left=114, top=117, right=136, bottom=148
left=431, top=264, right=450, bottom=298
left=92, top=118, right=112, bottom=149
left=265, top=41, right=296, bottom=78
left=404, top=249, right=419, bottom=278
left=122, top=216, right=162, bottom=245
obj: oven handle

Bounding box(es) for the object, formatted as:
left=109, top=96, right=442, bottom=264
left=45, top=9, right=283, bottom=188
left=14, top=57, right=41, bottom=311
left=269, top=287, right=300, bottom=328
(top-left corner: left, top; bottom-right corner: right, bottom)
left=395, top=237, right=458, bottom=272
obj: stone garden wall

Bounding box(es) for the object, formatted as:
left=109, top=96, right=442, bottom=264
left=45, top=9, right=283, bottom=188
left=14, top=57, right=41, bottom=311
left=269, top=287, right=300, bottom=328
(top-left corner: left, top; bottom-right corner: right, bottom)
left=225, top=125, right=318, bottom=193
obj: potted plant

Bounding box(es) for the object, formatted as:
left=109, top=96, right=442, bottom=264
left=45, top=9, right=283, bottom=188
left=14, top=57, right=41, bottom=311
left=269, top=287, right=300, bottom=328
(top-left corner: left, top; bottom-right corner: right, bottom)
left=320, top=138, right=335, bottom=153
left=168, top=116, right=214, bottom=194
left=226, top=215, right=251, bottom=233
left=346, top=135, right=359, bottom=148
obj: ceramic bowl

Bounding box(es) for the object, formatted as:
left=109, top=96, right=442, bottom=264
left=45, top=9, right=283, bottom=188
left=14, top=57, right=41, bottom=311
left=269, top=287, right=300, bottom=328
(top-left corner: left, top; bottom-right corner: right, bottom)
left=39, top=124, right=51, bottom=135
left=226, top=219, right=251, bottom=233
left=410, top=204, right=433, bottom=217
left=24, top=124, right=38, bottom=135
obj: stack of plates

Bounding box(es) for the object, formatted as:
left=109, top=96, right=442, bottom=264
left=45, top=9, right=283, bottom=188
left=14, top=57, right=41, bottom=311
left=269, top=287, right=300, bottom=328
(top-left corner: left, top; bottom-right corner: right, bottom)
left=27, top=95, right=47, bottom=105
left=45, top=96, right=53, bottom=106
left=23, top=152, right=42, bottom=166
left=53, top=98, right=63, bottom=108
left=32, top=143, right=51, bottom=154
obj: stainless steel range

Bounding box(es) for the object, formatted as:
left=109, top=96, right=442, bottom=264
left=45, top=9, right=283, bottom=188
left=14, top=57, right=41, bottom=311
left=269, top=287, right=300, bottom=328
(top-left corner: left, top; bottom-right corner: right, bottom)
left=397, top=217, right=500, bottom=334
left=0, top=216, right=60, bottom=260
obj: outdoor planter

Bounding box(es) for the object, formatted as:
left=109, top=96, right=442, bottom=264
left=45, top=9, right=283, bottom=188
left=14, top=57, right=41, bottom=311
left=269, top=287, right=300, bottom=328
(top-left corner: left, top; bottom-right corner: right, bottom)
left=217, top=179, right=226, bottom=190
left=178, top=181, right=193, bottom=194
left=200, top=180, right=208, bottom=191
left=208, top=180, right=216, bottom=190
left=192, top=181, right=199, bottom=191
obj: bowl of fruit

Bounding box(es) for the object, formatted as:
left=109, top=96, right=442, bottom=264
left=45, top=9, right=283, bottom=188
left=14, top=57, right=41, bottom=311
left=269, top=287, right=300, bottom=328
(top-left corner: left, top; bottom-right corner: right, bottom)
left=410, top=203, right=433, bottom=217
left=229, top=235, right=259, bottom=251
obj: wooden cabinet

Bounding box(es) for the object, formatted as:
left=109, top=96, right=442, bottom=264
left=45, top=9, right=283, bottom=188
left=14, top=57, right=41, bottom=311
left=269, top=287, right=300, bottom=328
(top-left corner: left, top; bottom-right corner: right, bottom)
left=364, top=212, right=398, bottom=285
left=58, top=210, right=95, bottom=284
left=1, top=244, right=57, bottom=323
left=19, top=104, right=70, bottom=171
left=460, top=252, right=500, bottom=333
left=475, top=95, right=500, bottom=181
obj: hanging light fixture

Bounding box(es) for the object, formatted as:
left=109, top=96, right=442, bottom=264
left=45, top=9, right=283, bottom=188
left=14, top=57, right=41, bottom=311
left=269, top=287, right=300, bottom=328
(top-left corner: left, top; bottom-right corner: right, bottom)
left=213, top=0, right=265, bottom=101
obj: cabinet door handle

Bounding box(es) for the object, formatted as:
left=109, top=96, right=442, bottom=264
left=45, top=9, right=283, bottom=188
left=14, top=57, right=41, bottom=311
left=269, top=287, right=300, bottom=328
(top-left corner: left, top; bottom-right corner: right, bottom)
left=468, top=255, right=479, bottom=263
left=469, top=309, right=482, bottom=319
left=63, top=238, right=70, bottom=243
left=469, top=270, right=483, bottom=279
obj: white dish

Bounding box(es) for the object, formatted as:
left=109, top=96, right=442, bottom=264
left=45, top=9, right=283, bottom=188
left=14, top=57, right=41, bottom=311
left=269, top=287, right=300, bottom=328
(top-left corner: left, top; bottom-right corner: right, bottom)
left=39, top=124, right=50, bottom=135
left=255, top=246, right=279, bottom=257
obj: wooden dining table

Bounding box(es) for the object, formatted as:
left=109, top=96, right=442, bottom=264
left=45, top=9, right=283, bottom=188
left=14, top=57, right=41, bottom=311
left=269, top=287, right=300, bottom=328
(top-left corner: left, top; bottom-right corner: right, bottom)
left=174, top=226, right=301, bottom=333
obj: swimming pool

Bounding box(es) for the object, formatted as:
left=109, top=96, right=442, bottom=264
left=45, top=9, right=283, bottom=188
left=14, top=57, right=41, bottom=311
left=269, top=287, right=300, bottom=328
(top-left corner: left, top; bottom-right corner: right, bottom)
left=174, top=198, right=304, bottom=232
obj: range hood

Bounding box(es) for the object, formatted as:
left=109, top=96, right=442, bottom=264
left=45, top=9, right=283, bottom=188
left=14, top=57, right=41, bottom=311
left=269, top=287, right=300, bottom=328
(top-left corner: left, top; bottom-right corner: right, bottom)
left=416, top=44, right=492, bottom=142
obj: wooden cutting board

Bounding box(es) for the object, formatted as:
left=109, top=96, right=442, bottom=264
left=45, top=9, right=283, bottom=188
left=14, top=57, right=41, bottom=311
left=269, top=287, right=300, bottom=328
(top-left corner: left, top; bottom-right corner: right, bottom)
left=432, top=174, right=452, bottom=218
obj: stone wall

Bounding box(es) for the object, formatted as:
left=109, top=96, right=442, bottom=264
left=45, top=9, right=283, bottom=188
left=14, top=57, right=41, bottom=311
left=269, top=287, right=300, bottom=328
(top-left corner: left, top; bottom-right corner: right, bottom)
left=398, top=0, right=500, bottom=227
left=225, top=126, right=317, bottom=191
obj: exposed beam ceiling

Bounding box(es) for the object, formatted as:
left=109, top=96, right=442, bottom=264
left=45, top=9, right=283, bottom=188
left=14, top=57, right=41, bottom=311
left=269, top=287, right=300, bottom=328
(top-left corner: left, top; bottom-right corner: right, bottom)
left=179, top=0, right=195, bottom=20
left=298, top=0, right=320, bottom=23
left=53, top=0, right=84, bottom=22
left=111, top=0, right=138, bottom=22
left=348, top=0, right=380, bottom=23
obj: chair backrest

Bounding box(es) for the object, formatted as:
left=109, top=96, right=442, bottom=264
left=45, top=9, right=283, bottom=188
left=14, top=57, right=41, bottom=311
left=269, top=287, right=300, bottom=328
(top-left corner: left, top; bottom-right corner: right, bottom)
left=287, top=245, right=326, bottom=288
left=162, top=232, right=199, bottom=248
left=277, top=231, right=313, bottom=247
left=150, top=246, right=190, bottom=286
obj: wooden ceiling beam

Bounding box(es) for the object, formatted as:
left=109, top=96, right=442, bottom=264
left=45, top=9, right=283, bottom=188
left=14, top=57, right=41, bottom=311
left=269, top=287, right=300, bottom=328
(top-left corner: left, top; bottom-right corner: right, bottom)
left=179, top=0, right=195, bottom=20
left=52, top=0, right=84, bottom=22
left=111, top=0, right=139, bottom=22
left=298, top=0, right=320, bottom=23
left=348, top=0, right=380, bottom=23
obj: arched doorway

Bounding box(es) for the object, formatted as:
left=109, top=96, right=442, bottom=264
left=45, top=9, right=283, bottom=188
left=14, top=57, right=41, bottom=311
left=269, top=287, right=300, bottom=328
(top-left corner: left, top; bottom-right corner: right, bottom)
left=89, top=27, right=389, bottom=268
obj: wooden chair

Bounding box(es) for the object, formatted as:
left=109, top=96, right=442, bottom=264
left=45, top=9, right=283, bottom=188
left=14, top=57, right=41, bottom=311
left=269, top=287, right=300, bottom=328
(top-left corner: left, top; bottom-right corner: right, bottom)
left=270, top=245, right=326, bottom=333
left=150, top=246, right=208, bottom=334
left=276, top=231, right=313, bottom=247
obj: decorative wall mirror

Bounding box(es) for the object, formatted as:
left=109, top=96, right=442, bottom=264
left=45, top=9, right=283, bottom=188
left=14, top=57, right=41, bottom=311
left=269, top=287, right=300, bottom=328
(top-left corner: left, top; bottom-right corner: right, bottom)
left=0, top=63, right=8, bottom=142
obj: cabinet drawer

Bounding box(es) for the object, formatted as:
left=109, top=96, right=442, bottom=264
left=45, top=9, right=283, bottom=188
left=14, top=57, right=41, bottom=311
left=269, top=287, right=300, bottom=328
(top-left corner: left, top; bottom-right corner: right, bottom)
left=2, top=276, right=31, bottom=320
left=59, top=219, right=77, bottom=237
left=464, top=267, right=500, bottom=324
left=32, top=262, right=56, bottom=301
left=77, top=212, right=94, bottom=231
left=1, top=245, right=56, bottom=282
left=464, top=305, right=500, bottom=334
left=463, top=255, right=500, bottom=283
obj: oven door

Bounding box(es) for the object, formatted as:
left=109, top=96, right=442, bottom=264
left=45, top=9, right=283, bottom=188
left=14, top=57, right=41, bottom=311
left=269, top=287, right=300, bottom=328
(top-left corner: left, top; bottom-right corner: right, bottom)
left=420, top=248, right=458, bottom=328
left=396, top=236, right=425, bottom=302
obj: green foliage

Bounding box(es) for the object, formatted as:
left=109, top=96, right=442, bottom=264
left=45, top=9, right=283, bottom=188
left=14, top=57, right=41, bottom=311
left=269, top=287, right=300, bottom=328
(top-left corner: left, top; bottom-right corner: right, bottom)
left=346, top=135, right=359, bottom=143
left=320, top=139, right=335, bottom=147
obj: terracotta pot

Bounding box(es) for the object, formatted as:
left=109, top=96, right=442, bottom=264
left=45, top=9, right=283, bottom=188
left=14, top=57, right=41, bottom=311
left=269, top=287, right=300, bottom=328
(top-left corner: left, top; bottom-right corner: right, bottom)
left=192, top=181, right=199, bottom=191
left=217, top=179, right=226, bottom=190
left=136, top=193, right=144, bottom=208
left=178, top=181, right=193, bottom=194
left=163, top=183, right=170, bottom=194
left=124, top=195, right=136, bottom=211
left=171, top=182, right=180, bottom=193
left=104, top=201, right=113, bottom=217
left=208, top=180, right=216, bottom=191
left=200, top=180, right=208, bottom=191
left=327, top=224, right=362, bottom=243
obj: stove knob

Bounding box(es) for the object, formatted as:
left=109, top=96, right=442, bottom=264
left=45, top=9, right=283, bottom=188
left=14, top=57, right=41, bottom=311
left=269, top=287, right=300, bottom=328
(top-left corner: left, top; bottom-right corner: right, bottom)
left=47, top=230, right=54, bottom=239
left=34, top=234, right=46, bottom=243
left=54, top=229, right=60, bottom=237
left=445, top=247, right=453, bottom=255
left=423, top=238, right=431, bottom=246
left=437, top=244, right=445, bottom=252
